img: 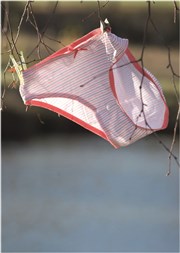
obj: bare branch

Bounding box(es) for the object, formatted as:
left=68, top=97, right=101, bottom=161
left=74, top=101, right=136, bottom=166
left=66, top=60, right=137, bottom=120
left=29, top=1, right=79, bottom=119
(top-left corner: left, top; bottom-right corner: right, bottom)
left=167, top=105, right=180, bottom=175
left=173, top=0, right=179, bottom=23
left=82, top=1, right=109, bottom=22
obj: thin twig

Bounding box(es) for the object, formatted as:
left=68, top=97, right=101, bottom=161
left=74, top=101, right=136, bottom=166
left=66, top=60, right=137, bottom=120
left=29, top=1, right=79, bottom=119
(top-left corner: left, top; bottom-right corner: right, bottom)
left=129, top=1, right=151, bottom=140
left=41, top=1, right=58, bottom=36
left=146, top=5, right=180, bottom=173
left=167, top=105, right=180, bottom=175
left=82, top=1, right=109, bottom=22
left=12, top=1, right=30, bottom=51
left=2, top=1, right=9, bottom=34
left=2, top=59, right=11, bottom=100
left=26, top=1, right=61, bottom=59
left=44, top=34, right=66, bottom=47
left=173, top=0, right=179, bottom=23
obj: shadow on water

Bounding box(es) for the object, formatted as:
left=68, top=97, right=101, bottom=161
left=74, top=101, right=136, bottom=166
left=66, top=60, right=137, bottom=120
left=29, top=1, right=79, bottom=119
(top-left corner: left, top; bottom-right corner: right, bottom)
left=1, top=134, right=179, bottom=252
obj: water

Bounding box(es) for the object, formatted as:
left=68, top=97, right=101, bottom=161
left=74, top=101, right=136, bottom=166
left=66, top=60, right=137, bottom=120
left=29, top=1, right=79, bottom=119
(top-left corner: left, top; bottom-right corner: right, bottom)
left=2, top=135, right=179, bottom=252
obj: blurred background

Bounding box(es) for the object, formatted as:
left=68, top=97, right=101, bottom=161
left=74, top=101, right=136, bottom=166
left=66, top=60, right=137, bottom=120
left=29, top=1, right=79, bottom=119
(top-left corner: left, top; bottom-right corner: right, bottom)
left=1, top=1, right=179, bottom=252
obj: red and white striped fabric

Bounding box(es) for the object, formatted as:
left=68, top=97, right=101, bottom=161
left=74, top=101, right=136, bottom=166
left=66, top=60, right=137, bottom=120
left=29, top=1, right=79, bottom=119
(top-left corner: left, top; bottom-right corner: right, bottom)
left=20, top=27, right=169, bottom=148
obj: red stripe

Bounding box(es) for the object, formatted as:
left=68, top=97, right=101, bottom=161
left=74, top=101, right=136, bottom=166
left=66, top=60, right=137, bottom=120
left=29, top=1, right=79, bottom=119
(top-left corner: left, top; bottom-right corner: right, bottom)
left=25, top=99, right=119, bottom=148
left=23, top=28, right=102, bottom=72
left=109, top=48, right=169, bottom=130
left=126, top=48, right=169, bottom=129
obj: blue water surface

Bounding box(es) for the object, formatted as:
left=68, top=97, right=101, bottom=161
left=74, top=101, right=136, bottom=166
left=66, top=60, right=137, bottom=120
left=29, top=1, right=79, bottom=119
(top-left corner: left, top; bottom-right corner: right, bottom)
left=2, top=135, right=179, bottom=252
